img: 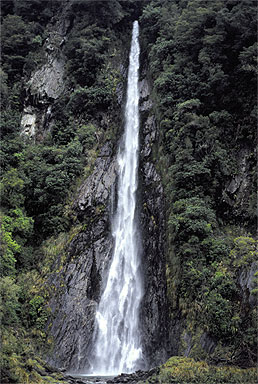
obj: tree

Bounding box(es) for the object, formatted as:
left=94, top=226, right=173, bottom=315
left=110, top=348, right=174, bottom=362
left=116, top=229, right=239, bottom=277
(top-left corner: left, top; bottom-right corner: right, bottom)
left=1, top=15, right=34, bottom=81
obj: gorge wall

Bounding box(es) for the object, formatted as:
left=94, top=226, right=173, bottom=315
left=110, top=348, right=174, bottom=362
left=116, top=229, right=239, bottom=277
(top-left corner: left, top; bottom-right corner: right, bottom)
left=46, top=76, right=169, bottom=371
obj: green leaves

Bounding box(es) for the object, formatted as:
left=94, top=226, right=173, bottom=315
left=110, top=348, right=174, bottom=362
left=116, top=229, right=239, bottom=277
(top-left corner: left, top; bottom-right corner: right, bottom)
left=169, top=197, right=216, bottom=242
left=0, top=209, right=34, bottom=276
left=156, top=356, right=257, bottom=383
left=0, top=168, right=25, bottom=208
left=1, top=15, right=34, bottom=81
left=140, top=3, right=163, bottom=44
left=141, top=0, right=257, bottom=361
left=239, top=43, right=258, bottom=74
left=231, top=237, right=258, bottom=268
left=29, top=295, right=48, bottom=329
left=77, top=124, right=97, bottom=150
left=204, top=290, right=234, bottom=338
left=1, top=15, right=33, bottom=56
left=0, top=277, right=21, bottom=326
left=16, top=142, right=83, bottom=239
left=67, top=86, right=113, bottom=116
left=0, top=232, right=19, bottom=278
left=65, top=24, right=109, bottom=87
left=13, top=0, right=55, bottom=23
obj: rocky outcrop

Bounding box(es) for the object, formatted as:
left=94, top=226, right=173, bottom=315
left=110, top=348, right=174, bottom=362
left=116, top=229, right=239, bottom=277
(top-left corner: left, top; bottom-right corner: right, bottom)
left=239, top=261, right=258, bottom=307
left=21, top=1, right=72, bottom=140
left=20, top=107, right=37, bottom=139
left=47, top=142, right=117, bottom=371
left=75, top=143, right=117, bottom=220
left=224, top=147, right=256, bottom=224
left=28, top=57, right=65, bottom=101
left=106, top=367, right=160, bottom=384
left=200, top=333, right=217, bottom=355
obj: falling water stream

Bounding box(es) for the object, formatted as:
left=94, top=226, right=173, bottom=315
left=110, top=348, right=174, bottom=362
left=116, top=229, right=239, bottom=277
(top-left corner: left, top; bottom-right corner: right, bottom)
left=89, top=21, right=143, bottom=376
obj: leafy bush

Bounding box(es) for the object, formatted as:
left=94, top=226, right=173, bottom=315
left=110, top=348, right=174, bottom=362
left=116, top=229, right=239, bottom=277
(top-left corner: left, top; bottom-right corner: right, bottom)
left=0, top=209, right=34, bottom=275
left=144, top=356, right=257, bottom=383
left=0, top=277, right=20, bottom=325
left=67, top=86, right=113, bottom=116
left=65, top=24, right=110, bottom=87
left=169, top=197, right=216, bottom=243
left=231, top=237, right=258, bottom=267
left=204, top=290, right=234, bottom=339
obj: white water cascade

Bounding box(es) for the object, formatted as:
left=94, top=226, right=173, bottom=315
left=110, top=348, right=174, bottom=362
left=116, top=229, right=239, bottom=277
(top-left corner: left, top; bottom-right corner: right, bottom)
left=89, top=21, right=143, bottom=375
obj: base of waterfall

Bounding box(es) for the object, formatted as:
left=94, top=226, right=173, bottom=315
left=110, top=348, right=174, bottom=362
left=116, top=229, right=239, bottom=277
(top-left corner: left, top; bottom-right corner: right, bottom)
left=66, top=373, right=114, bottom=384
left=67, top=368, right=159, bottom=384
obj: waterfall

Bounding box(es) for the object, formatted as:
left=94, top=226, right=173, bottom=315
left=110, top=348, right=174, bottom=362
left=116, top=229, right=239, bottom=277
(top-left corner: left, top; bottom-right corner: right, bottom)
left=89, top=21, right=143, bottom=375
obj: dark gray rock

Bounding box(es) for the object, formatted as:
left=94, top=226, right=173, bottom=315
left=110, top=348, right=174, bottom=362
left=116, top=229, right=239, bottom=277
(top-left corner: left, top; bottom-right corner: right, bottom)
left=47, top=142, right=116, bottom=371
left=200, top=333, right=217, bottom=354
left=183, top=333, right=193, bottom=357
left=239, top=261, right=258, bottom=307
left=107, top=367, right=159, bottom=384
left=139, top=78, right=153, bottom=112
left=116, top=63, right=127, bottom=105
left=75, top=143, right=117, bottom=219
left=224, top=147, right=255, bottom=223
left=138, top=79, right=169, bottom=368
left=140, top=115, right=157, bottom=159
left=182, top=331, right=216, bottom=357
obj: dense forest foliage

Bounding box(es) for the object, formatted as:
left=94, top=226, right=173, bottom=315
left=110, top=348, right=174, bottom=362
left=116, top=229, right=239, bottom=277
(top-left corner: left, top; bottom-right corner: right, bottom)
left=140, top=0, right=257, bottom=369
left=0, top=0, right=257, bottom=383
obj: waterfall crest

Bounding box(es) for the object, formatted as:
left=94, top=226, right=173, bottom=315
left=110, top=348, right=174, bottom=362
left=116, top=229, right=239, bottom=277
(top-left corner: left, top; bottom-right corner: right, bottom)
left=89, top=21, right=143, bottom=375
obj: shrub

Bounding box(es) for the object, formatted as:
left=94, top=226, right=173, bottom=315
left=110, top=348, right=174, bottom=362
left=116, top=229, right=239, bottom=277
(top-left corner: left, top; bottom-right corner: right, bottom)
left=144, top=356, right=257, bottom=383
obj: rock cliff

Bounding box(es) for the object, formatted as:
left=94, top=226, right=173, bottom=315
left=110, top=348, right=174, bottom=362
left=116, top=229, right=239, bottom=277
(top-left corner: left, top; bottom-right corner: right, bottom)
left=138, top=79, right=169, bottom=367
left=47, top=141, right=116, bottom=371
left=21, top=1, right=72, bottom=141
left=46, top=74, right=169, bottom=371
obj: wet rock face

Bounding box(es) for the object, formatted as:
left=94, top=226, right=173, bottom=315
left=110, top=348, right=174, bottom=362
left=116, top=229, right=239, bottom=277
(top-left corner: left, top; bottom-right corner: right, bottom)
left=224, top=147, right=256, bottom=224
left=75, top=143, right=116, bottom=220
left=138, top=79, right=169, bottom=367
left=181, top=329, right=217, bottom=358
left=200, top=333, right=216, bottom=355
left=47, top=79, right=168, bottom=371
left=239, top=261, right=258, bottom=307
left=47, top=142, right=117, bottom=371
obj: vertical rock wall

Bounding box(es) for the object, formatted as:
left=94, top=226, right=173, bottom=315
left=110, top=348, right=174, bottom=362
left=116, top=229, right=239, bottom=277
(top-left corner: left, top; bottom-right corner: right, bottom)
left=46, top=78, right=169, bottom=372
left=47, top=142, right=117, bottom=371
left=138, top=78, right=169, bottom=367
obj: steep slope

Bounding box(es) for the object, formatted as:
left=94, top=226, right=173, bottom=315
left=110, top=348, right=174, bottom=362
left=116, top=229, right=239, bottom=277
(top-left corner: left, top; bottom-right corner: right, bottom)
left=140, top=0, right=257, bottom=368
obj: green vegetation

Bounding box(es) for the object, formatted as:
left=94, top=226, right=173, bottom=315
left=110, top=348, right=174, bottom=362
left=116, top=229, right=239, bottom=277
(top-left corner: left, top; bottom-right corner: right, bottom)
left=140, top=0, right=257, bottom=368
left=0, top=0, right=257, bottom=382
left=140, top=356, right=257, bottom=383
